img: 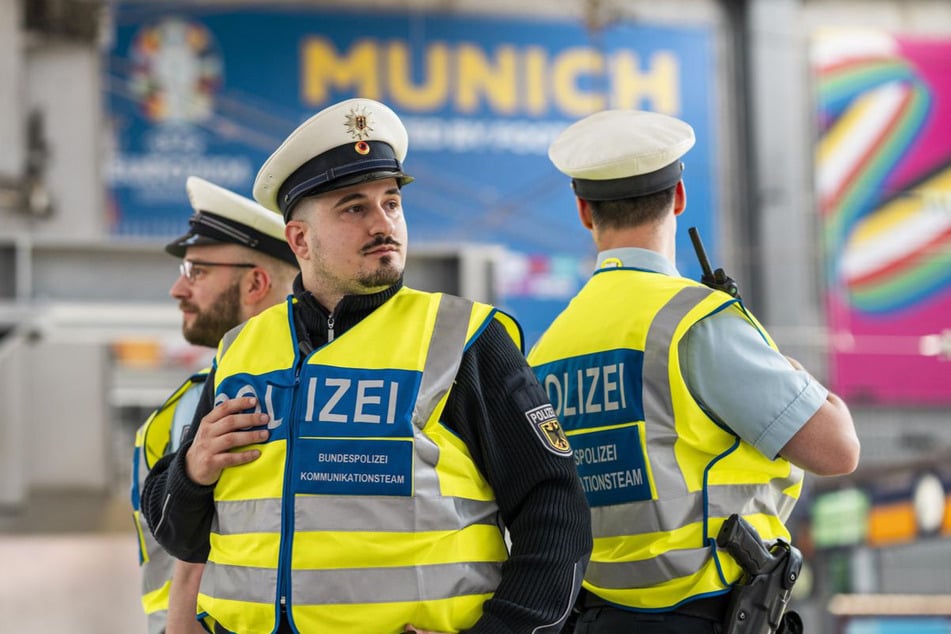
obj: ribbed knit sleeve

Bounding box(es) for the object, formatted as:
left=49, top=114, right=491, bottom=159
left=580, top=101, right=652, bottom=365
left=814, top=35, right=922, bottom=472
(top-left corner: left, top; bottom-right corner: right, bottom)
left=445, top=319, right=593, bottom=634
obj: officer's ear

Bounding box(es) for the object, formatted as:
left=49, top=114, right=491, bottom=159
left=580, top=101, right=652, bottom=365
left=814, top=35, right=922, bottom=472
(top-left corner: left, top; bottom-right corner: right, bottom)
left=673, top=180, right=687, bottom=216
left=285, top=219, right=311, bottom=261
left=576, top=197, right=594, bottom=230
left=244, top=266, right=272, bottom=302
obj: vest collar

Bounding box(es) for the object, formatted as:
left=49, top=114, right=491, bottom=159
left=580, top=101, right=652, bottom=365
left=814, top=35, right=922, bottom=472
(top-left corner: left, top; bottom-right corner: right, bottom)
left=596, top=247, right=679, bottom=277
left=292, top=273, right=403, bottom=346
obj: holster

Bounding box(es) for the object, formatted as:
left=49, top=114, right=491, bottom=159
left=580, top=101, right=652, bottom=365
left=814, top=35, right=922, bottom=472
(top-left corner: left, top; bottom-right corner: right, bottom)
left=717, top=515, right=804, bottom=634
left=778, top=610, right=803, bottom=634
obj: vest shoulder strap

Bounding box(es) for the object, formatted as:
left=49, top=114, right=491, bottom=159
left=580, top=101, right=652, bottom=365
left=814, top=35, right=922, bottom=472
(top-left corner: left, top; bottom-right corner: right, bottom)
left=218, top=322, right=249, bottom=361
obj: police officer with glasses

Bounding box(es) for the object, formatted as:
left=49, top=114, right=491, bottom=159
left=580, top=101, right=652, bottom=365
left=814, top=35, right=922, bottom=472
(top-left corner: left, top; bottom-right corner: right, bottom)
left=132, top=176, right=298, bottom=634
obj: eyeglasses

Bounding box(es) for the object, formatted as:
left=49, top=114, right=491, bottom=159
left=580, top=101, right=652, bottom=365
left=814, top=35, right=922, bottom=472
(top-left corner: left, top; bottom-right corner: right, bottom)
left=179, top=259, right=256, bottom=283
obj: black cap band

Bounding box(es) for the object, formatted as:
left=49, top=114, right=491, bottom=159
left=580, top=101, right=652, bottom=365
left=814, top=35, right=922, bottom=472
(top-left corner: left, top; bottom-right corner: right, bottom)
left=165, top=211, right=298, bottom=267
left=571, top=160, right=684, bottom=201
left=277, top=140, right=413, bottom=218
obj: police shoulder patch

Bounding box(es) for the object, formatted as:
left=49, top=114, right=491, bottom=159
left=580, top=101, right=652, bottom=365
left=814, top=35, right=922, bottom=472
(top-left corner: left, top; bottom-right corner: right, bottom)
left=525, top=404, right=572, bottom=456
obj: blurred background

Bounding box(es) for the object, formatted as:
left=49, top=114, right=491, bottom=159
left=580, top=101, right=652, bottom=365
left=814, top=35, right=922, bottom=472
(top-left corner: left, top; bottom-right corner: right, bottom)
left=1, top=0, right=951, bottom=632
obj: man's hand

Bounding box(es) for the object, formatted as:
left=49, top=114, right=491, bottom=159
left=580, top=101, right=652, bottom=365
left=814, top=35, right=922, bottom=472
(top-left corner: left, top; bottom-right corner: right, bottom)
left=185, top=396, right=269, bottom=486
left=404, top=626, right=452, bottom=634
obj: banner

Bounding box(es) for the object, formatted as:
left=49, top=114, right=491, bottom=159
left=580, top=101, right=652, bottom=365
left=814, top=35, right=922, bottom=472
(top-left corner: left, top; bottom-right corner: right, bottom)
left=105, top=5, right=719, bottom=343
left=813, top=28, right=951, bottom=403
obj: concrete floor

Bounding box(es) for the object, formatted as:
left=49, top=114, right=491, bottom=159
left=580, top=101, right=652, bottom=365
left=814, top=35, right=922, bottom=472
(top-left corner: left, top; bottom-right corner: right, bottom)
left=0, top=532, right=147, bottom=633
left=0, top=491, right=147, bottom=633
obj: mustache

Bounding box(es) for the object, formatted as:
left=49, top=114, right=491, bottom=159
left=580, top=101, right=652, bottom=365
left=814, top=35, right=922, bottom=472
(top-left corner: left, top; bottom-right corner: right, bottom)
left=361, top=236, right=402, bottom=253
left=178, top=301, right=198, bottom=313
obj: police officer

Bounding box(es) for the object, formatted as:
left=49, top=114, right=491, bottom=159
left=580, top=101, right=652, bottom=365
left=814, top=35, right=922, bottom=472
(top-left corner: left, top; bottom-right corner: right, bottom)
left=132, top=176, right=298, bottom=634
left=528, top=109, right=860, bottom=633
left=141, top=98, right=592, bottom=634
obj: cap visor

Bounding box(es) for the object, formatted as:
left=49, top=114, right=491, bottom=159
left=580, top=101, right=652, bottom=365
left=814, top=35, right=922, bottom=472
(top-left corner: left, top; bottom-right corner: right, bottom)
left=164, top=232, right=225, bottom=258
left=324, top=170, right=414, bottom=195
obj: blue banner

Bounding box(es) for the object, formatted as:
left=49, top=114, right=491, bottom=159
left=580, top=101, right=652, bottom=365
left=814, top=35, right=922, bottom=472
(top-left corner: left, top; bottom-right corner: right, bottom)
left=105, top=5, right=719, bottom=343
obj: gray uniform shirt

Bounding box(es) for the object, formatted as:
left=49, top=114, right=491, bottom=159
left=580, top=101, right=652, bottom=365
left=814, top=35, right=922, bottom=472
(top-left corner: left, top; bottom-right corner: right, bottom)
left=169, top=382, right=202, bottom=453
left=597, top=247, right=828, bottom=459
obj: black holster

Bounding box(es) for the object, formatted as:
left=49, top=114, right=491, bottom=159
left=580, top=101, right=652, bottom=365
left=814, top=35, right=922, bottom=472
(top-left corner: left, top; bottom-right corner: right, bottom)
left=717, top=514, right=803, bottom=634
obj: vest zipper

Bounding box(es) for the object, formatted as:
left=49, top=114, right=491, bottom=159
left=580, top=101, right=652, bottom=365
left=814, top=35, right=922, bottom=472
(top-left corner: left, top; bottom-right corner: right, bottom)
left=277, top=325, right=311, bottom=626
left=327, top=314, right=335, bottom=342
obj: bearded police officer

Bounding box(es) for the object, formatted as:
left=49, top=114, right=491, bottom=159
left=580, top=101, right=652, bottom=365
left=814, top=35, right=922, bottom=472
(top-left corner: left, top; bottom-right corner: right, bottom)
left=141, top=98, right=592, bottom=634
left=527, top=109, right=859, bottom=634
left=132, top=176, right=297, bottom=633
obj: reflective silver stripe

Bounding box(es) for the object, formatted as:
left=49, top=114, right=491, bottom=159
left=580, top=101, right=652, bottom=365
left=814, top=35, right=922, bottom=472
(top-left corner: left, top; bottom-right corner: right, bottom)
left=414, top=294, right=472, bottom=428
left=586, top=547, right=711, bottom=589
left=220, top=494, right=544, bottom=535
left=731, top=488, right=800, bottom=522
left=413, top=294, right=473, bottom=495
left=142, top=531, right=175, bottom=593
left=291, top=562, right=501, bottom=604
left=776, top=491, right=798, bottom=521
left=213, top=498, right=283, bottom=534
left=203, top=560, right=501, bottom=606
left=135, top=449, right=161, bottom=598
left=592, top=493, right=704, bottom=538
left=641, top=285, right=716, bottom=497
left=591, top=483, right=799, bottom=537
left=136, top=448, right=149, bottom=495
left=218, top=321, right=249, bottom=360
left=295, top=495, right=499, bottom=532
left=147, top=610, right=168, bottom=634
left=200, top=562, right=278, bottom=604
left=216, top=495, right=501, bottom=534
left=712, top=482, right=799, bottom=522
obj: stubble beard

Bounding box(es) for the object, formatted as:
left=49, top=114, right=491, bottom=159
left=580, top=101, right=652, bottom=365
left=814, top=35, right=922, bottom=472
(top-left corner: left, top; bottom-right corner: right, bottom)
left=357, top=253, right=403, bottom=290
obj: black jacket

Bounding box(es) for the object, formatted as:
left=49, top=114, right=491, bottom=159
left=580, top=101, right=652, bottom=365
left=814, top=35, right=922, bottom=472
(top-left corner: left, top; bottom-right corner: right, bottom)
left=142, top=277, right=591, bottom=633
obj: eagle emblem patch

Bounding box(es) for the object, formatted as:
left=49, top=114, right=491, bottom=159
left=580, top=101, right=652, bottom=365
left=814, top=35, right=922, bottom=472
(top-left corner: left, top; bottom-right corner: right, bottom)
left=525, top=404, right=572, bottom=456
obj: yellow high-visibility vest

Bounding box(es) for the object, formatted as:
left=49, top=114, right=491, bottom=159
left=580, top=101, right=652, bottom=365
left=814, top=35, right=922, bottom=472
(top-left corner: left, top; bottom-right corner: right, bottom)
left=528, top=268, right=802, bottom=610
left=200, top=288, right=523, bottom=633
left=132, top=369, right=209, bottom=634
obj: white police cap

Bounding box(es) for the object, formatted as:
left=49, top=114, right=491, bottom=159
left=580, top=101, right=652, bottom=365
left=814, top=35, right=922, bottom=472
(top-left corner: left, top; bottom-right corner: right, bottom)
left=253, top=98, right=414, bottom=219
left=548, top=109, right=696, bottom=201
left=165, top=176, right=297, bottom=266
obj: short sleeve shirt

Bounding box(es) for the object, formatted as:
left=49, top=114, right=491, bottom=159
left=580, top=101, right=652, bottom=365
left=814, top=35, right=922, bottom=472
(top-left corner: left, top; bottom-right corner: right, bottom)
left=597, top=247, right=827, bottom=458
left=169, top=382, right=203, bottom=453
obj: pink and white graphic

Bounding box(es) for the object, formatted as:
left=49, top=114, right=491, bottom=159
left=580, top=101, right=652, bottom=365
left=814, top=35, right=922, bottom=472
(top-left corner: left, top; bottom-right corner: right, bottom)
left=813, top=28, right=951, bottom=403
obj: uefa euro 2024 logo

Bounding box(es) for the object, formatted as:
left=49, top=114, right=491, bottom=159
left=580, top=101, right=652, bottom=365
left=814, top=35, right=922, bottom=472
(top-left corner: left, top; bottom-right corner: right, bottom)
left=129, top=16, right=223, bottom=124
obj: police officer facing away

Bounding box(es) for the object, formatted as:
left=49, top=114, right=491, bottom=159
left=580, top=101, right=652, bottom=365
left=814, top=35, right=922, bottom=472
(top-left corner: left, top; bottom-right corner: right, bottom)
left=132, top=176, right=297, bottom=634
left=141, top=98, right=592, bottom=634
left=528, top=110, right=859, bottom=633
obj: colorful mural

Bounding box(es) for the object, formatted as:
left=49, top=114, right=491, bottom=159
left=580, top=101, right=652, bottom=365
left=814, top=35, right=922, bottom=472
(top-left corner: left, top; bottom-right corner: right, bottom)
left=813, top=28, right=951, bottom=403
